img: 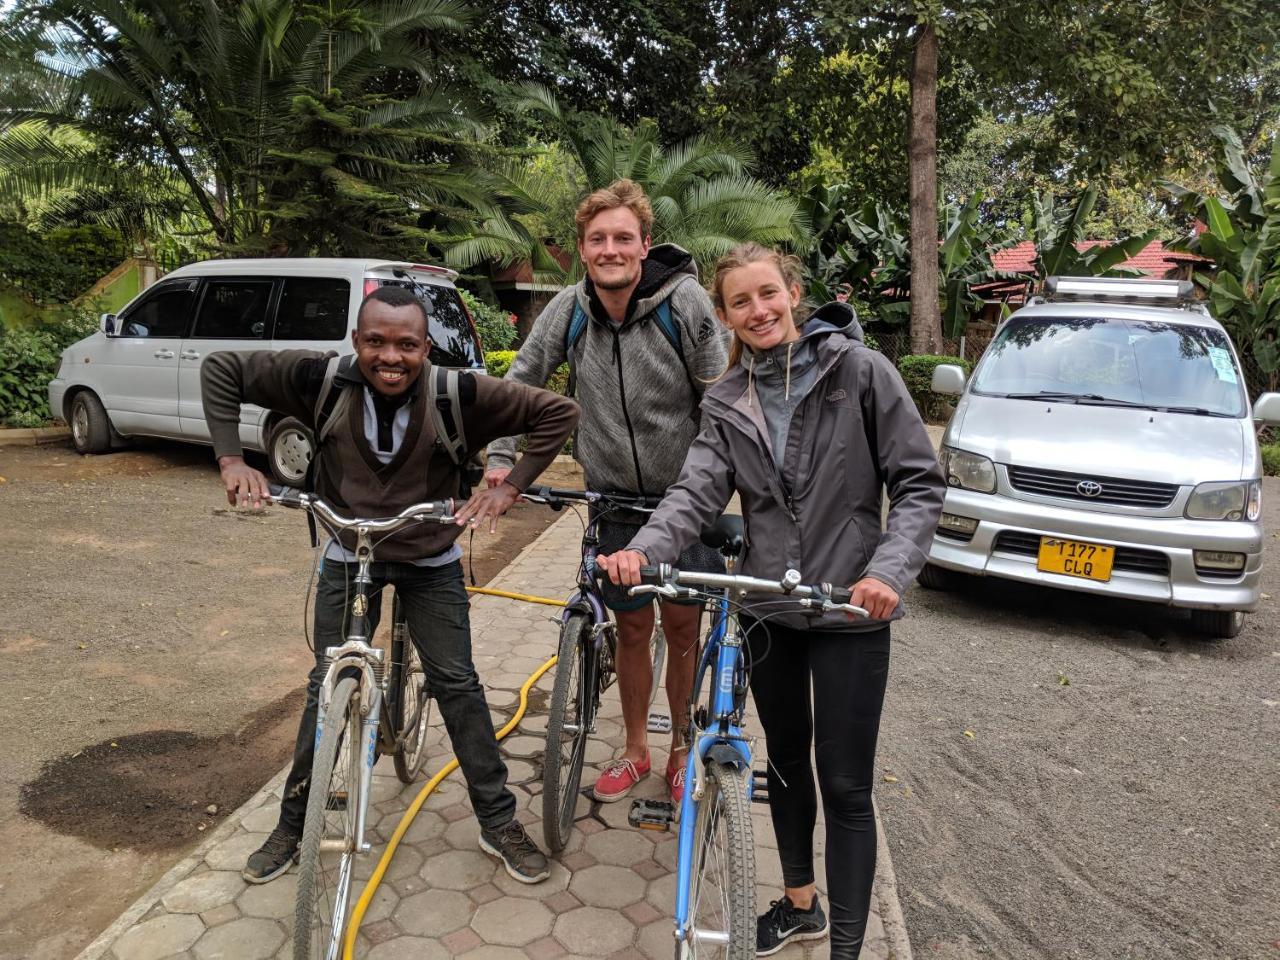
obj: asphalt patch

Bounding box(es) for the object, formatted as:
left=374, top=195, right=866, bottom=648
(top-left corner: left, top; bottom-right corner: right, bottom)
left=19, top=687, right=305, bottom=852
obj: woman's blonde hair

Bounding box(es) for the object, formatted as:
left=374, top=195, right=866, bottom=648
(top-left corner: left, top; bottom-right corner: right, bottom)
left=709, top=243, right=807, bottom=372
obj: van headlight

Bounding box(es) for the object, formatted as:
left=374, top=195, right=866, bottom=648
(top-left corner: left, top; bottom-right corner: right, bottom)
left=1185, top=480, right=1261, bottom=521
left=940, top=446, right=996, bottom=494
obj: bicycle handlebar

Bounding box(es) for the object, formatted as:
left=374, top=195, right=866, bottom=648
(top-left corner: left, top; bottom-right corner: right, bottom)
left=521, top=486, right=662, bottom=512
left=266, top=484, right=456, bottom=532
left=631, top=564, right=866, bottom=618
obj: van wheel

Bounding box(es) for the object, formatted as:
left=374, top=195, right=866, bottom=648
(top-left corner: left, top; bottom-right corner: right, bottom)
left=1189, top=609, right=1245, bottom=640
left=917, top=563, right=956, bottom=591
left=69, top=392, right=113, bottom=455
left=268, top=417, right=313, bottom=486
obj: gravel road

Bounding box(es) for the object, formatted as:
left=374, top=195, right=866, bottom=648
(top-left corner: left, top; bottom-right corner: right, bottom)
left=878, top=477, right=1279, bottom=960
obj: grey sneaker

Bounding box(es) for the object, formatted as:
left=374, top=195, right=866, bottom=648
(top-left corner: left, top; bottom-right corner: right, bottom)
left=479, top=820, right=550, bottom=884
left=242, top=827, right=300, bottom=884
left=756, top=894, right=828, bottom=956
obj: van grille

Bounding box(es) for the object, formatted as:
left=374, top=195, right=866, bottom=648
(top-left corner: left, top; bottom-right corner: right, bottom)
left=993, top=532, right=1170, bottom=577
left=1007, top=466, right=1178, bottom=508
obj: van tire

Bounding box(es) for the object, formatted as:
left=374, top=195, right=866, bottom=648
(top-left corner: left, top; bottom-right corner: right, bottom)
left=267, top=417, right=314, bottom=487
left=917, top=563, right=956, bottom=591
left=69, top=391, right=113, bottom=455
left=1189, top=609, right=1244, bottom=640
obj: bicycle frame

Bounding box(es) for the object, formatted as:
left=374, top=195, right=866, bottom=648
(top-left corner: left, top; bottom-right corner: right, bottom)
left=673, top=563, right=751, bottom=947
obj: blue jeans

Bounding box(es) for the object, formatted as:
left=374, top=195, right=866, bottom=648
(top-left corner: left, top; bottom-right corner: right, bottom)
left=277, top=559, right=516, bottom=834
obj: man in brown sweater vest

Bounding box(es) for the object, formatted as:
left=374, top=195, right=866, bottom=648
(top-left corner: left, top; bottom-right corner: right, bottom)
left=202, top=285, right=578, bottom=886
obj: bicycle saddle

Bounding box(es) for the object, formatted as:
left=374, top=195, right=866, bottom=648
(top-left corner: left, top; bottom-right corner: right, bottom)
left=700, top=514, right=744, bottom=557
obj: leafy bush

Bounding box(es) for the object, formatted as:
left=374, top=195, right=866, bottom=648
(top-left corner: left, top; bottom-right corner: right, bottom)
left=0, top=221, right=127, bottom=304
left=0, top=306, right=99, bottom=427
left=897, top=354, right=971, bottom=423
left=1262, top=443, right=1280, bottom=477
left=483, top=350, right=570, bottom=395
left=461, top=290, right=518, bottom=351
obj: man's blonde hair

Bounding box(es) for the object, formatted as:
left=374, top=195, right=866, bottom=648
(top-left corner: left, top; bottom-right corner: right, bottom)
left=574, top=179, right=654, bottom=241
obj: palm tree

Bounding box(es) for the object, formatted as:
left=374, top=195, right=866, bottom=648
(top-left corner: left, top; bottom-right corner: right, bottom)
left=0, top=0, right=495, bottom=256
left=445, top=83, right=808, bottom=281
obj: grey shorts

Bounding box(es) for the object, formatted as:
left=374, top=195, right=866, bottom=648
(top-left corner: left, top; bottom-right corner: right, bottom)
left=596, top=517, right=725, bottom=612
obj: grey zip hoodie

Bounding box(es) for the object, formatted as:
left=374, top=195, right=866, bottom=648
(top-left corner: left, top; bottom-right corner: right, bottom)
left=487, top=244, right=729, bottom=496
left=627, top=302, right=945, bottom=630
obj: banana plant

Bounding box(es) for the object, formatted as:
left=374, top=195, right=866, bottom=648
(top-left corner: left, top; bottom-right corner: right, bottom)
left=1167, top=126, right=1280, bottom=375
left=938, top=191, right=1028, bottom=337
left=1030, top=186, right=1158, bottom=283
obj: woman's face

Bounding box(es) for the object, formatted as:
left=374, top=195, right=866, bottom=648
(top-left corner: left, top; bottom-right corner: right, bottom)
left=717, top=260, right=802, bottom=352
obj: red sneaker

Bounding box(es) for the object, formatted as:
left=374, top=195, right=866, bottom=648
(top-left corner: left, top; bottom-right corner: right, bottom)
left=667, top=754, right=688, bottom=807
left=592, top=755, right=651, bottom=802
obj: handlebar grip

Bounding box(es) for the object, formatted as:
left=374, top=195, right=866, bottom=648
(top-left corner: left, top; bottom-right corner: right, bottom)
left=638, top=565, right=663, bottom=584
left=829, top=585, right=853, bottom=605
left=268, top=482, right=305, bottom=505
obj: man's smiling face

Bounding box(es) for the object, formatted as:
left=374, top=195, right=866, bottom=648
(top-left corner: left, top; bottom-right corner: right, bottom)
left=352, top=299, right=429, bottom=397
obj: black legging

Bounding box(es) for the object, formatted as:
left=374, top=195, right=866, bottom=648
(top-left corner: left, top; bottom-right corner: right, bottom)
left=745, top=617, right=891, bottom=960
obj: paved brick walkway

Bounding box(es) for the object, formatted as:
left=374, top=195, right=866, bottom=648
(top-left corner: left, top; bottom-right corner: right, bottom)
left=78, top=512, right=911, bottom=960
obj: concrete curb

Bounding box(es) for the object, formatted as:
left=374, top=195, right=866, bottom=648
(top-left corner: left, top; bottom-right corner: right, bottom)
left=0, top=425, right=70, bottom=446
left=875, top=805, right=915, bottom=960
left=73, top=770, right=288, bottom=960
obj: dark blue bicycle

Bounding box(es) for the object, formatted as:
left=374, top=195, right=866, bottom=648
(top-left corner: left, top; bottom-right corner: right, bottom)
left=628, top=516, right=866, bottom=960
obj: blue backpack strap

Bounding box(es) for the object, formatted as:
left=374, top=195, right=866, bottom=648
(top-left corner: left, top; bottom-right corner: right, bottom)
left=654, top=297, right=702, bottom=424
left=564, top=301, right=589, bottom=401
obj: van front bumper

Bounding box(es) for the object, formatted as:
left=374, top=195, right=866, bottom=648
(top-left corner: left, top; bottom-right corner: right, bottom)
left=927, top=488, right=1264, bottom=612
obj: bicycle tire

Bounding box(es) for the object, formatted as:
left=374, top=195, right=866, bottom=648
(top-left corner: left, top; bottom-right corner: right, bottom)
left=682, top=761, right=755, bottom=960
left=294, top=676, right=361, bottom=960
left=542, top=611, right=593, bottom=853
left=391, top=596, right=432, bottom=784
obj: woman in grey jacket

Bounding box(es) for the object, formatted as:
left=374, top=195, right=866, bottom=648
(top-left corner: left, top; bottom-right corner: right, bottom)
left=599, top=243, right=944, bottom=959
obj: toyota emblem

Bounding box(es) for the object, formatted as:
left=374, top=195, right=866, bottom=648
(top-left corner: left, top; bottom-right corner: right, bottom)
left=1076, top=480, right=1103, bottom=498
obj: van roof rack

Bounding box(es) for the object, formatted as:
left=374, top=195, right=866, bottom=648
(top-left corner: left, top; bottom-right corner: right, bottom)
left=1042, top=276, right=1197, bottom=306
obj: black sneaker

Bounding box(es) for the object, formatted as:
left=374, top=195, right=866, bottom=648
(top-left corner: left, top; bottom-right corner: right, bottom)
left=479, top=820, right=550, bottom=884
left=242, top=827, right=300, bottom=884
left=756, top=894, right=828, bottom=956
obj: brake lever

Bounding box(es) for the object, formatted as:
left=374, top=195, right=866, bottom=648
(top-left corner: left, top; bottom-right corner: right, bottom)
left=628, top=584, right=682, bottom=600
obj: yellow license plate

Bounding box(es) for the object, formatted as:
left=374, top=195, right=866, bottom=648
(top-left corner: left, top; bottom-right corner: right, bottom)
left=1037, top=537, right=1115, bottom=582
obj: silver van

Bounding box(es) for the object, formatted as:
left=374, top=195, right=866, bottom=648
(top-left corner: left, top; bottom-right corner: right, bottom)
left=924, top=276, right=1280, bottom=638
left=48, top=258, right=484, bottom=483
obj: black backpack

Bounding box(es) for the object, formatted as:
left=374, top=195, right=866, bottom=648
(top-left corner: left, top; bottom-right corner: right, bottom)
left=311, top=355, right=485, bottom=498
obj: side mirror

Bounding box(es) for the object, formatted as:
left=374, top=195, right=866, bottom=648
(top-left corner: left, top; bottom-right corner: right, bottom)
left=1253, top=392, right=1280, bottom=426
left=100, top=313, right=117, bottom=336
left=931, top=363, right=967, bottom=396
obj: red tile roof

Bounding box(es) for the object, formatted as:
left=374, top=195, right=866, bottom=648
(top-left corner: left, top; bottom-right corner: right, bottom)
left=991, top=239, right=1205, bottom=277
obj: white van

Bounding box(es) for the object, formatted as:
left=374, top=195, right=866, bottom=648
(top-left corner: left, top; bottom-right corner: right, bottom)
left=48, top=258, right=484, bottom=483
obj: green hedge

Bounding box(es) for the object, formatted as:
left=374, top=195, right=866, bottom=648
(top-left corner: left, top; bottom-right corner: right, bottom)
left=0, top=221, right=127, bottom=305
left=0, top=309, right=98, bottom=426
left=461, top=290, right=519, bottom=351
left=1263, top=443, right=1280, bottom=477
left=483, top=350, right=569, bottom=395
left=897, top=353, right=971, bottom=423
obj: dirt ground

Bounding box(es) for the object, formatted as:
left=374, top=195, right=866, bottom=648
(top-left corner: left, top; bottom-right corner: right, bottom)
left=0, top=439, right=582, bottom=960
left=878, top=477, right=1280, bottom=960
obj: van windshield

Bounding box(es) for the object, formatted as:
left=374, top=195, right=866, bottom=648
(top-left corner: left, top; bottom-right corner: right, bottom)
left=971, top=316, right=1247, bottom=417
left=373, top=278, right=482, bottom=368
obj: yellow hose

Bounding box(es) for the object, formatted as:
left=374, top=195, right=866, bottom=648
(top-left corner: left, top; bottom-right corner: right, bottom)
left=342, top=590, right=565, bottom=958
left=466, top=586, right=569, bottom=608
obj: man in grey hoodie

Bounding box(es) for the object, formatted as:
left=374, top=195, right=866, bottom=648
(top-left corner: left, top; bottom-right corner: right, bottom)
left=486, top=179, right=729, bottom=804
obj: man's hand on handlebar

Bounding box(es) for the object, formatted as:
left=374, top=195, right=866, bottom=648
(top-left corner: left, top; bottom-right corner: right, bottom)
left=218, top=455, right=271, bottom=511
left=455, top=481, right=520, bottom=534
left=850, top=577, right=899, bottom=620
left=597, top=549, right=648, bottom=587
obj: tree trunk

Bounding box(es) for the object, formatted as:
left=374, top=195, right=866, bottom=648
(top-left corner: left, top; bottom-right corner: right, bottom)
left=908, top=21, right=942, bottom=355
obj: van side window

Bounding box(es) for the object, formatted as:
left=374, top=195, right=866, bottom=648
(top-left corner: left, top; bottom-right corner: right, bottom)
left=119, top=281, right=198, bottom=338
left=274, top=277, right=350, bottom=341
left=191, top=280, right=274, bottom=339
left=374, top=280, right=480, bottom=367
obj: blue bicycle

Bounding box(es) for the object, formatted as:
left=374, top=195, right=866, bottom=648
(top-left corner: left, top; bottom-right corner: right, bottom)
left=629, top=516, right=866, bottom=960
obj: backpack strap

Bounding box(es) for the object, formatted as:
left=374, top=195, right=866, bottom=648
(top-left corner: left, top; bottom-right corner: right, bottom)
left=428, top=365, right=467, bottom=466
left=563, top=301, right=590, bottom=402
left=313, top=354, right=358, bottom=444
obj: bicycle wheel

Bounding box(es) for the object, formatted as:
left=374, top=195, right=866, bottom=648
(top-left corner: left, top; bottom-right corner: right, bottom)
left=295, top=676, right=362, bottom=960
left=682, top=760, right=755, bottom=960
left=391, top=598, right=432, bottom=784
left=542, top=611, right=593, bottom=853
left=648, top=623, right=667, bottom=711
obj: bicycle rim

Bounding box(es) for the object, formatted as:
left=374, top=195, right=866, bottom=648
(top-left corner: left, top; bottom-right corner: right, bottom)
left=294, top=677, right=362, bottom=960
left=543, top=612, right=592, bottom=853
left=684, top=761, right=755, bottom=960
left=393, top=627, right=432, bottom=783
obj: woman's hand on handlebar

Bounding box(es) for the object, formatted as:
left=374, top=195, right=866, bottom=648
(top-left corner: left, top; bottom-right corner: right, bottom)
left=597, top=549, right=647, bottom=587
left=455, top=481, right=519, bottom=533
left=850, top=576, right=899, bottom=620
left=218, top=455, right=271, bottom=511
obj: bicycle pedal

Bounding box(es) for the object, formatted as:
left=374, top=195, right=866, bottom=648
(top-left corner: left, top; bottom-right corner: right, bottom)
left=646, top=712, right=672, bottom=734
left=628, top=798, right=676, bottom=831
left=750, top=768, right=769, bottom=804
